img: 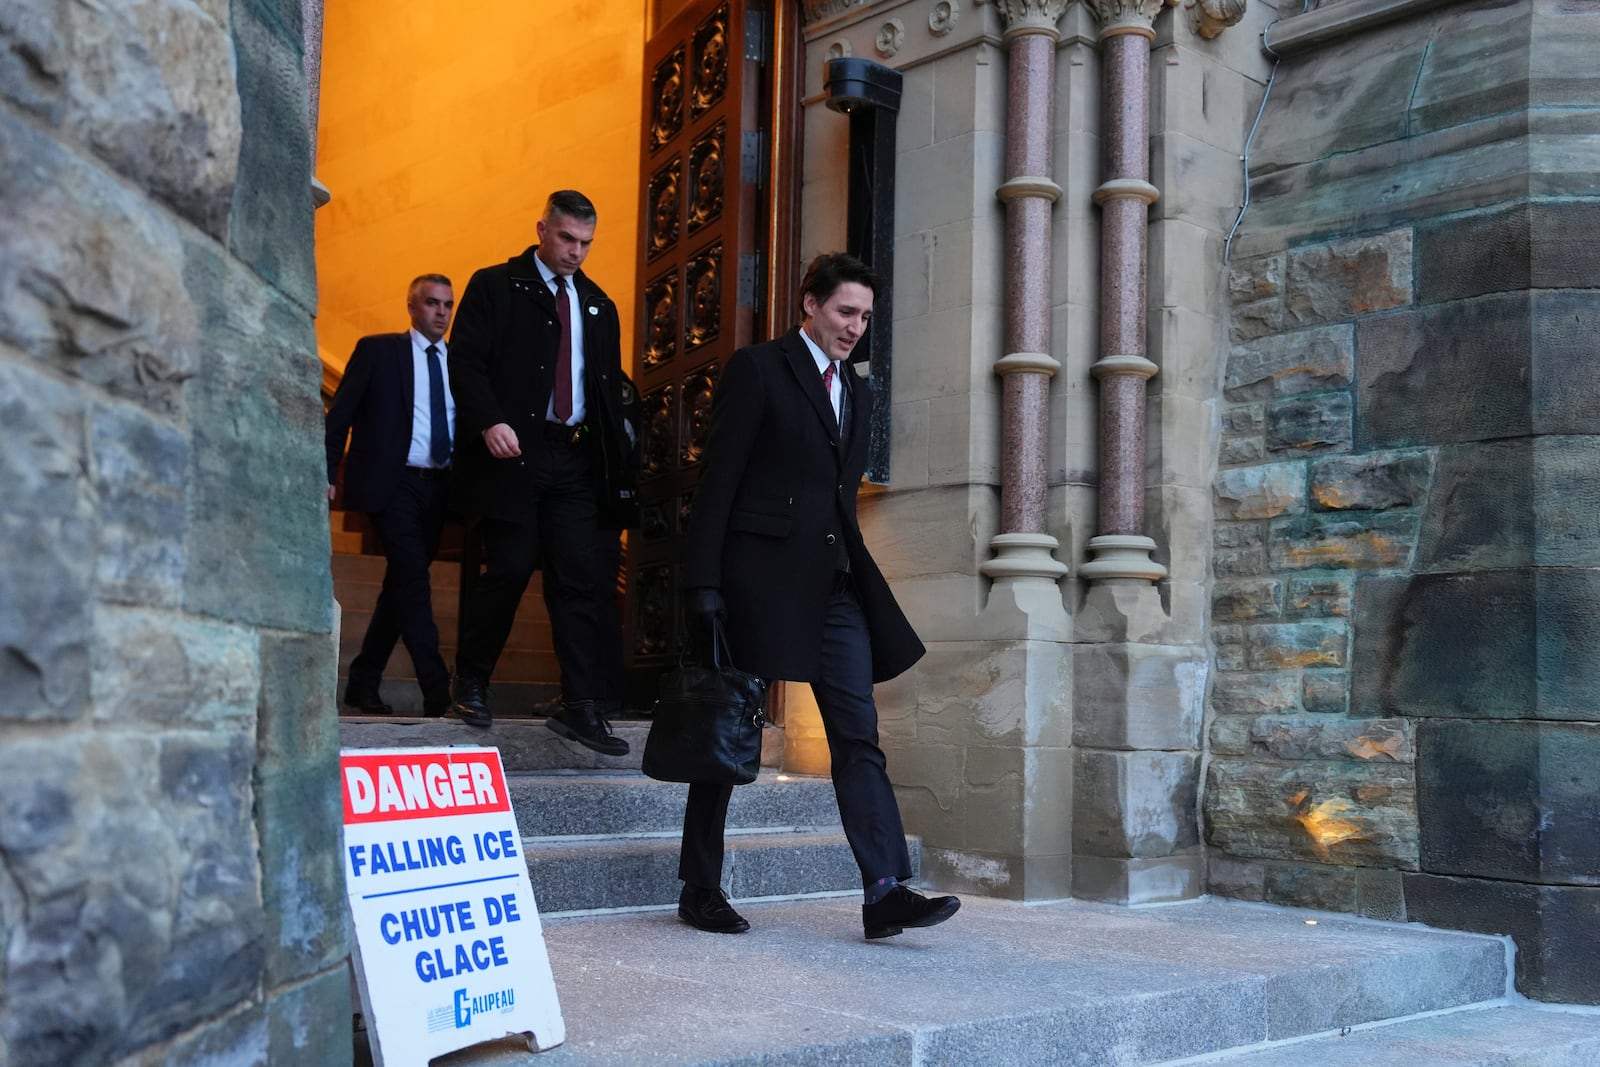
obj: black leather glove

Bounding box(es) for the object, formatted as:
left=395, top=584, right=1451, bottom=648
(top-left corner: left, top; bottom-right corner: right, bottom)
left=683, top=587, right=726, bottom=633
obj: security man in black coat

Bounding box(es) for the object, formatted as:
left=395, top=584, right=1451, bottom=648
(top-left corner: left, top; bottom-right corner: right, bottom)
left=677, top=252, right=960, bottom=940
left=447, top=190, right=638, bottom=744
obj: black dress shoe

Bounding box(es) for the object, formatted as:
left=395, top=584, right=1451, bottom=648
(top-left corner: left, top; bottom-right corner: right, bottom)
left=421, top=681, right=452, bottom=718
left=450, top=677, right=492, bottom=729
left=344, top=682, right=392, bottom=715
left=678, top=885, right=750, bottom=934
left=862, top=885, right=961, bottom=940
left=545, top=700, right=629, bottom=756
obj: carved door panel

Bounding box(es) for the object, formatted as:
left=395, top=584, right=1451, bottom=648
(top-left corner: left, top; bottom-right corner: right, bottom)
left=626, top=0, right=773, bottom=688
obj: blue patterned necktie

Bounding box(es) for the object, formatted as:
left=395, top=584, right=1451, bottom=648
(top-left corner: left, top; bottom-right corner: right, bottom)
left=425, top=343, right=450, bottom=466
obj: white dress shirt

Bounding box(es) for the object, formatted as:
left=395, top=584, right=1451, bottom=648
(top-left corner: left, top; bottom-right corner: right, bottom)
left=534, top=255, right=587, bottom=425
left=406, top=328, right=455, bottom=468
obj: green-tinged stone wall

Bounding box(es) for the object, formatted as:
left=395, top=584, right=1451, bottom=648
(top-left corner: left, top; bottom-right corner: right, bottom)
left=0, top=0, right=349, bottom=1062
left=1206, top=0, right=1600, bottom=1003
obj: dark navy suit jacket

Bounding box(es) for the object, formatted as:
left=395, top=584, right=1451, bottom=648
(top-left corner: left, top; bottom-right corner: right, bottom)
left=324, top=332, right=420, bottom=514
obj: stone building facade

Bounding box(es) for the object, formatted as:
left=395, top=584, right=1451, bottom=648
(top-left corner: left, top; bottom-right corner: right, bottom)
left=0, top=0, right=348, bottom=1062
left=1, top=0, right=1594, bottom=1062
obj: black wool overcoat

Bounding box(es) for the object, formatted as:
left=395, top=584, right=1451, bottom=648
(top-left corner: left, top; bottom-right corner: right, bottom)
left=447, top=245, right=638, bottom=527
left=681, top=328, right=925, bottom=684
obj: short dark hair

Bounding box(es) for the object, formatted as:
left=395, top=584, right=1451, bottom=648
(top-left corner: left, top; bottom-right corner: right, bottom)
left=545, top=189, right=598, bottom=224
left=798, top=252, right=878, bottom=313
left=407, top=273, right=451, bottom=301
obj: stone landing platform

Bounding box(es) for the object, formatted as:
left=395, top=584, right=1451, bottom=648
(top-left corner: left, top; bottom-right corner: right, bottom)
left=367, top=896, right=1599, bottom=1066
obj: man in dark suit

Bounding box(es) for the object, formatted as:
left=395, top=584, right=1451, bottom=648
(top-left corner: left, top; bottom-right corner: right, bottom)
left=677, top=253, right=960, bottom=940
left=447, top=190, right=637, bottom=743
left=325, top=274, right=457, bottom=718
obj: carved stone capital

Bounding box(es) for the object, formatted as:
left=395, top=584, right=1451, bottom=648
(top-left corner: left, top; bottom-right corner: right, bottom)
left=800, top=0, right=870, bottom=27
left=1083, top=0, right=1175, bottom=39
left=1186, top=0, right=1246, bottom=38
left=995, top=0, right=1072, bottom=40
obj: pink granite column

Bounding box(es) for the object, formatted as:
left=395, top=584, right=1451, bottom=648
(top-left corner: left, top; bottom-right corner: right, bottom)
left=1079, top=1, right=1166, bottom=583
left=982, top=0, right=1072, bottom=587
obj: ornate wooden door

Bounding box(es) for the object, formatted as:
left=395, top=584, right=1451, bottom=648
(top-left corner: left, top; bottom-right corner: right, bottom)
left=625, top=0, right=781, bottom=692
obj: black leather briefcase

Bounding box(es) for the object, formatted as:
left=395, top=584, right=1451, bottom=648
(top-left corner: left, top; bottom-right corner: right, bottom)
left=642, top=621, right=769, bottom=786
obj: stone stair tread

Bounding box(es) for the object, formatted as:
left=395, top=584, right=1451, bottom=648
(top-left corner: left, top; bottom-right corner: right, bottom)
left=415, top=896, right=1515, bottom=1067
left=338, top=718, right=652, bottom=771
left=526, top=829, right=882, bottom=915
left=1194, top=1003, right=1600, bottom=1065
left=507, top=770, right=842, bottom=838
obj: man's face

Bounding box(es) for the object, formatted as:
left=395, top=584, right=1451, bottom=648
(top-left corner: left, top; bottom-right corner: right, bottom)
left=408, top=281, right=454, bottom=343
left=536, top=212, right=597, bottom=276
left=802, top=281, right=873, bottom=362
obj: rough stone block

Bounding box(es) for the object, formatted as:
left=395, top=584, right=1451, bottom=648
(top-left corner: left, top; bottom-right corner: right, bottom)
left=1244, top=619, right=1348, bottom=670
left=1268, top=512, right=1417, bottom=571
left=1222, top=403, right=1265, bottom=436
left=0, top=114, right=200, bottom=415
left=183, top=241, right=332, bottom=632
left=1073, top=749, right=1201, bottom=859
left=1412, top=439, right=1532, bottom=573
left=1286, top=574, right=1355, bottom=617
left=92, top=606, right=259, bottom=727
left=1218, top=715, right=1412, bottom=764
left=1403, top=874, right=1600, bottom=1003
left=891, top=741, right=966, bottom=851
left=1356, top=292, right=1534, bottom=449
left=1206, top=757, right=1419, bottom=868
left=1530, top=435, right=1600, bottom=566
left=1220, top=437, right=1267, bottom=467
left=227, top=0, right=315, bottom=310
left=1229, top=252, right=1284, bottom=305
left=1266, top=393, right=1352, bottom=454
left=1070, top=852, right=1202, bottom=905
left=150, top=1004, right=269, bottom=1067
left=1285, top=229, right=1413, bottom=328
left=1226, top=324, right=1354, bottom=401
left=1214, top=463, right=1305, bottom=521
left=1231, top=297, right=1286, bottom=343
left=91, top=402, right=187, bottom=604
left=1210, top=672, right=1301, bottom=719
left=1207, top=855, right=1266, bottom=901
left=1213, top=579, right=1282, bottom=621
left=1264, top=863, right=1358, bottom=913
left=0, top=360, right=94, bottom=722
left=1214, top=624, right=1247, bottom=672
left=1417, top=200, right=1600, bottom=304
left=1301, top=671, right=1349, bottom=715
left=1354, top=569, right=1600, bottom=722
left=1417, top=719, right=1600, bottom=887
left=0, top=0, right=241, bottom=237
left=1072, top=644, right=1207, bottom=750
left=1214, top=522, right=1267, bottom=577
left=1310, top=449, right=1434, bottom=511
left=256, top=632, right=348, bottom=986
left=267, top=966, right=352, bottom=1067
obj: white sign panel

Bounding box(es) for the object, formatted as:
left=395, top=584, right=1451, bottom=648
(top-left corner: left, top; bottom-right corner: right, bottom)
left=341, top=746, right=564, bottom=1065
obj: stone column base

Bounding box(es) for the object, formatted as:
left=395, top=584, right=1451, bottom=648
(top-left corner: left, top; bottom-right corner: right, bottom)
left=1072, top=851, right=1203, bottom=905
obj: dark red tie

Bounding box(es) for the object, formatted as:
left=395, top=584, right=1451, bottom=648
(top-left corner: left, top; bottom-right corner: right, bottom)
left=821, top=362, right=836, bottom=425
left=554, top=275, right=573, bottom=423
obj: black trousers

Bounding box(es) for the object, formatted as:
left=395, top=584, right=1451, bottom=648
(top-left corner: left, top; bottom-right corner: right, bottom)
left=455, top=439, right=623, bottom=703
left=678, top=580, right=913, bottom=890
left=348, top=469, right=450, bottom=692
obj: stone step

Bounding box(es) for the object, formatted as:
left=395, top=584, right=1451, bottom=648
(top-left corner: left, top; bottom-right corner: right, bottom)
left=505, top=771, right=841, bottom=838
left=337, top=642, right=559, bottom=685
left=336, top=680, right=564, bottom=716
left=1194, top=1003, right=1600, bottom=1065
left=410, top=897, right=1514, bottom=1067
left=338, top=718, right=652, bottom=771
left=526, top=829, right=899, bottom=916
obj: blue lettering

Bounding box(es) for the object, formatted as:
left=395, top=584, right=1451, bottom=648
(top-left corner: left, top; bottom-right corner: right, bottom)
left=453, top=988, right=470, bottom=1027
left=380, top=913, right=401, bottom=945
left=348, top=845, right=367, bottom=877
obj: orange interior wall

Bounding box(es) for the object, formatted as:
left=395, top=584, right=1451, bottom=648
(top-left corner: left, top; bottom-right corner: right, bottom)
left=314, top=2, right=645, bottom=376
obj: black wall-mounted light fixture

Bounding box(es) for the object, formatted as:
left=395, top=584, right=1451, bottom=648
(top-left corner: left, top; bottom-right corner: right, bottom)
left=824, top=57, right=901, bottom=484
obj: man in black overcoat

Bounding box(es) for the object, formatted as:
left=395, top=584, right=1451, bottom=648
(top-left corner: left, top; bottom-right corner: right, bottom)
left=324, top=274, right=457, bottom=717
left=447, top=190, right=637, bottom=744
left=677, top=252, right=961, bottom=940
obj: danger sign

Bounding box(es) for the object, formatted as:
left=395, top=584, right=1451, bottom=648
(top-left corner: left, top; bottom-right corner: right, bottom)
left=341, top=747, right=563, bottom=1065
